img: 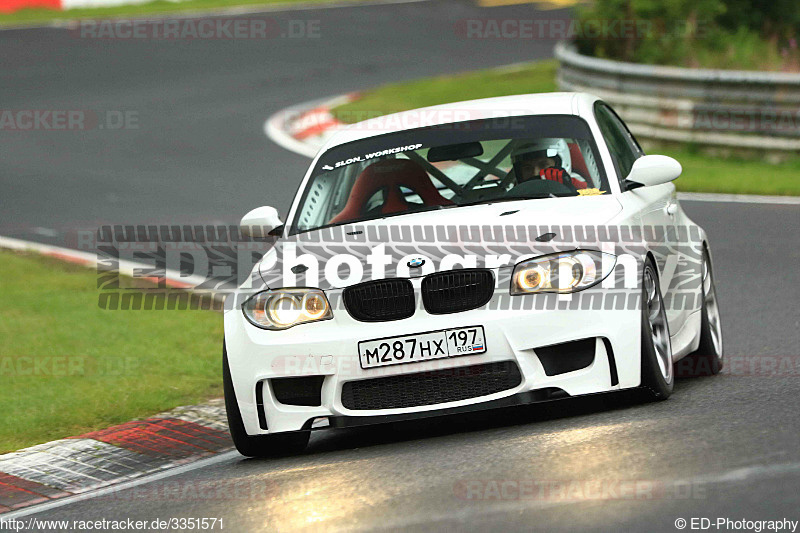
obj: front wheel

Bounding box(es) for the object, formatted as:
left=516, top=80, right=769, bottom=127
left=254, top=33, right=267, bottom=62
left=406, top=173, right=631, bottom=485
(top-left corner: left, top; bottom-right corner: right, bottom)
left=224, top=344, right=310, bottom=457
left=640, top=257, right=674, bottom=400
left=676, top=247, right=723, bottom=377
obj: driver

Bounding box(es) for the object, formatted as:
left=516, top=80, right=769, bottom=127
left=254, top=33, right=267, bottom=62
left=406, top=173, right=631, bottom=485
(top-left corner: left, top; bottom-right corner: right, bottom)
left=511, top=139, right=587, bottom=190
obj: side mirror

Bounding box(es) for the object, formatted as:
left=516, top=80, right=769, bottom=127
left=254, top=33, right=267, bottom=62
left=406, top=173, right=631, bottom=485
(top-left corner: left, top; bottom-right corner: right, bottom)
left=240, top=206, right=283, bottom=238
left=624, top=155, right=682, bottom=190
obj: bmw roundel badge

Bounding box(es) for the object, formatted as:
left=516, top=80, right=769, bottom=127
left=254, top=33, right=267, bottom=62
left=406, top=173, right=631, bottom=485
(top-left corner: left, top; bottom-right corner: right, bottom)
left=407, top=257, right=426, bottom=268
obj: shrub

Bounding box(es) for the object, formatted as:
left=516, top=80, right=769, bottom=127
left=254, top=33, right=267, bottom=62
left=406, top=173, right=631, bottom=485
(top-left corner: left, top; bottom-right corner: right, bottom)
left=574, top=0, right=800, bottom=70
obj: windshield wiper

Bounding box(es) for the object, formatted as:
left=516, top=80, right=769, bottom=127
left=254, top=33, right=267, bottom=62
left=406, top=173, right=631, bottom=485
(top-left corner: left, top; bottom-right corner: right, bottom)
left=295, top=205, right=446, bottom=235
left=452, top=194, right=555, bottom=208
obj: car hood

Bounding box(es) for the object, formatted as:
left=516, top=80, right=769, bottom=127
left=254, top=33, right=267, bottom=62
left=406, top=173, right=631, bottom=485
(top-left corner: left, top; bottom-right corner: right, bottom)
left=258, top=195, right=624, bottom=290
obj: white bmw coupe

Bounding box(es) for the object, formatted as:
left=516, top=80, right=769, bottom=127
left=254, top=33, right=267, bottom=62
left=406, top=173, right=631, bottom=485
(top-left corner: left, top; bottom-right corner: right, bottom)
left=224, top=93, right=723, bottom=456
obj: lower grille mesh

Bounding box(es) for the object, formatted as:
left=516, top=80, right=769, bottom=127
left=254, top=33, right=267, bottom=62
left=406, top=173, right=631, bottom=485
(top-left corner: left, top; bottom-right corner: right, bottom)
left=340, top=361, right=521, bottom=410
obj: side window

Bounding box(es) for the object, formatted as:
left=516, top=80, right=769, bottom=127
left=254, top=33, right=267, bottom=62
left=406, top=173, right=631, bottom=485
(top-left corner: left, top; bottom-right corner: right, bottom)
left=594, top=103, right=642, bottom=185
left=605, top=104, right=644, bottom=157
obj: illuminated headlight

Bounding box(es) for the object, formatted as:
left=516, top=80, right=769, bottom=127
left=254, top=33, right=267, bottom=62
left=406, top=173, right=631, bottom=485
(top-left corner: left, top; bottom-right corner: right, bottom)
left=242, top=289, right=332, bottom=330
left=511, top=250, right=616, bottom=295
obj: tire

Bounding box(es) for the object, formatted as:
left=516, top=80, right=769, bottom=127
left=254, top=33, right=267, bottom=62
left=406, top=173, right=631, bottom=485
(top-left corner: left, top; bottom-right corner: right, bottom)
left=639, top=257, right=674, bottom=401
left=223, top=343, right=310, bottom=457
left=675, top=246, right=723, bottom=377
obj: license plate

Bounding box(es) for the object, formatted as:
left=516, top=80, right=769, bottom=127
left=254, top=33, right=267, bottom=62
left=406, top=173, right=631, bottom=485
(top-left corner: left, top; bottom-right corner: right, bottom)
left=358, top=326, right=486, bottom=369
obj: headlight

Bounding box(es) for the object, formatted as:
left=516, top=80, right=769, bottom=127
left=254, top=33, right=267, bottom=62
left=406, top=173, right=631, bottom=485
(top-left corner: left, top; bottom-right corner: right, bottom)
left=510, top=250, right=616, bottom=295
left=242, top=289, right=333, bottom=330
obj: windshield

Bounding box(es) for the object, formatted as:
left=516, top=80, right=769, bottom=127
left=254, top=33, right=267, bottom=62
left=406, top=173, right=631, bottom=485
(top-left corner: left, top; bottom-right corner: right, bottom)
left=289, top=115, right=608, bottom=235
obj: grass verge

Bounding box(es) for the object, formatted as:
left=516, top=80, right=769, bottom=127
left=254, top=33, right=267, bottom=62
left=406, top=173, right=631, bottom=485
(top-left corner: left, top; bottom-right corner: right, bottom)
left=0, top=0, right=364, bottom=27
left=0, top=250, right=222, bottom=453
left=331, top=60, right=800, bottom=196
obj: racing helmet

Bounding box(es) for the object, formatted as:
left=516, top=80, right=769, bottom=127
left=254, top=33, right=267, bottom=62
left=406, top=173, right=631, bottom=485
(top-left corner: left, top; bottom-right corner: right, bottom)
left=510, top=138, right=572, bottom=178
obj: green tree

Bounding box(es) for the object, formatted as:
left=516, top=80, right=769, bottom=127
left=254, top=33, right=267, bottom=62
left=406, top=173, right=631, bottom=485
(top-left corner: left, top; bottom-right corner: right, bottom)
left=575, top=0, right=799, bottom=69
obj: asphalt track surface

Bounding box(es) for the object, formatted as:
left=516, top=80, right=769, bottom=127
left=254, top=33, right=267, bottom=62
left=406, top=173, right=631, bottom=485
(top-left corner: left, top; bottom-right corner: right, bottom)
left=2, top=1, right=800, bottom=531
left=1, top=0, right=562, bottom=238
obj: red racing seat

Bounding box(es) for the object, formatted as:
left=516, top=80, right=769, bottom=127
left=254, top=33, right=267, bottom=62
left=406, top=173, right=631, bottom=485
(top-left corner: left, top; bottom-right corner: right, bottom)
left=329, top=159, right=453, bottom=224
left=568, top=142, right=590, bottom=179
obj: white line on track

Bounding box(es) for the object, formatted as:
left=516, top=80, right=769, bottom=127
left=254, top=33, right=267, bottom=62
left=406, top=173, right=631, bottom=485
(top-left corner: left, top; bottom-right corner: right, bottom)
left=677, top=192, right=800, bottom=205
left=1, top=451, right=241, bottom=520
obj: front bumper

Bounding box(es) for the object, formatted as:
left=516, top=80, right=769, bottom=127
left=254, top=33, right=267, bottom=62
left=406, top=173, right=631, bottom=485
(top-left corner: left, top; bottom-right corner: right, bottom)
left=224, top=284, right=642, bottom=436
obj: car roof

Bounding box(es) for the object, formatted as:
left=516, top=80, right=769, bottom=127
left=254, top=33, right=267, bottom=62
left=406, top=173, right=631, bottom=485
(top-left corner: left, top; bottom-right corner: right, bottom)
left=322, top=92, right=602, bottom=149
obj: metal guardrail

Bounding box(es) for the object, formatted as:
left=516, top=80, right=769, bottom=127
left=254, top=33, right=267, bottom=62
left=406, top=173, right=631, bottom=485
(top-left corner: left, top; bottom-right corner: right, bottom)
left=554, top=42, right=800, bottom=152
